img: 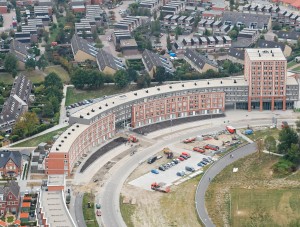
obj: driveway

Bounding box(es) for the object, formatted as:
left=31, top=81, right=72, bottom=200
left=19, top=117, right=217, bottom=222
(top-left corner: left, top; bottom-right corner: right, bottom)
left=195, top=143, right=257, bottom=227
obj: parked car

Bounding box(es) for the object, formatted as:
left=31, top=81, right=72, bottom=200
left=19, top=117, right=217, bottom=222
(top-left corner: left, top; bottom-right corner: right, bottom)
left=157, top=155, right=163, bottom=160
left=200, top=161, right=207, bottom=166
left=159, top=166, right=166, bottom=171
left=203, top=158, right=210, bottom=163
left=185, top=166, right=195, bottom=172
left=178, top=157, right=185, bottom=161
left=180, top=155, right=188, bottom=160
left=177, top=171, right=185, bottom=176
left=151, top=169, right=159, bottom=174
left=193, top=147, right=205, bottom=153
left=202, top=159, right=209, bottom=164
left=147, top=156, right=157, bottom=164
left=172, top=159, right=179, bottom=164
left=96, top=210, right=101, bottom=216
left=204, top=144, right=219, bottom=151
left=197, top=162, right=205, bottom=167
left=96, top=204, right=101, bottom=209
left=207, top=157, right=214, bottom=162
left=182, top=152, right=191, bottom=158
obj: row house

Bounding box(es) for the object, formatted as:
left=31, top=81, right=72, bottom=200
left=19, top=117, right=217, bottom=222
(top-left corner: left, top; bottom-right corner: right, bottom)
left=34, top=6, right=51, bottom=25
left=75, top=21, right=93, bottom=38
left=139, top=0, right=161, bottom=14
left=163, top=14, right=194, bottom=32
left=243, top=3, right=300, bottom=29
left=112, top=30, right=132, bottom=46
left=0, top=0, right=7, bottom=14
left=174, top=35, right=231, bottom=52
left=161, top=1, right=185, bottom=16
left=114, top=16, right=143, bottom=32
left=198, top=19, right=223, bottom=31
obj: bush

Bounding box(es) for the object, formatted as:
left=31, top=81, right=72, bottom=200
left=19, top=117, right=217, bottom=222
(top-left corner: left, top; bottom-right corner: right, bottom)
left=273, top=159, right=294, bottom=175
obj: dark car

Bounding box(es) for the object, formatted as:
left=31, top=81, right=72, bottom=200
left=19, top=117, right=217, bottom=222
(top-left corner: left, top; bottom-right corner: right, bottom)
left=180, top=155, right=188, bottom=160
left=200, top=161, right=207, bottom=166
left=147, top=156, right=157, bottom=164
left=159, top=166, right=166, bottom=171
left=172, top=159, right=179, bottom=164
left=185, top=166, right=195, bottom=172
left=203, top=158, right=210, bottom=163
left=197, top=162, right=205, bottom=167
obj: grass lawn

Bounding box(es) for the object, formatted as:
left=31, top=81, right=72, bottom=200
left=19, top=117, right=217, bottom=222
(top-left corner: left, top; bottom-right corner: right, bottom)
left=44, top=65, right=70, bottom=83
left=6, top=216, right=14, bottom=223
left=12, top=127, right=67, bottom=147
left=160, top=174, right=203, bottom=227
left=0, top=73, right=14, bottom=84
left=292, top=65, right=300, bottom=72
left=247, top=127, right=280, bottom=141
left=206, top=148, right=300, bottom=227
left=82, top=193, right=99, bottom=227
left=120, top=195, right=136, bottom=227
left=287, top=61, right=297, bottom=68
left=65, top=85, right=139, bottom=106
left=22, top=70, right=45, bottom=84
left=231, top=188, right=300, bottom=227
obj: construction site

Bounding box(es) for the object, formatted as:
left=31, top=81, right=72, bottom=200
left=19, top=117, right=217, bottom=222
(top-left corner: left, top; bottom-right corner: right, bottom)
left=120, top=126, right=245, bottom=226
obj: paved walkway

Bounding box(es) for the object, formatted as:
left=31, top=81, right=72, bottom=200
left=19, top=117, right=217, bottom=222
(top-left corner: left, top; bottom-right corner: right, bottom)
left=195, top=143, right=257, bottom=227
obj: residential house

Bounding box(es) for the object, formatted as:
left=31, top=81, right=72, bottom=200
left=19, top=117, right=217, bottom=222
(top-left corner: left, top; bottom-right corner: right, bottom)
left=96, top=49, right=125, bottom=75
left=142, top=49, right=174, bottom=77
left=274, top=30, right=300, bottom=44
left=226, top=48, right=245, bottom=64
left=71, top=34, right=98, bottom=62
left=0, top=0, right=7, bottom=14
left=257, top=39, right=292, bottom=57
left=120, top=39, right=139, bottom=55
left=161, top=1, right=185, bottom=15
left=0, top=75, right=32, bottom=132
left=184, top=48, right=218, bottom=73
left=222, top=11, right=271, bottom=30
left=0, top=150, right=22, bottom=177
left=0, top=181, right=20, bottom=216
left=9, top=40, right=31, bottom=70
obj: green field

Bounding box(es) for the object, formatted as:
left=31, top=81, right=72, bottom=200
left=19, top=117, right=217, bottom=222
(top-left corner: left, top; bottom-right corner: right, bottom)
left=0, top=71, right=45, bottom=85
left=12, top=127, right=67, bottom=147
left=44, top=65, right=70, bottom=83
left=0, top=73, right=15, bottom=84
left=22, top=70, right=45, bottom=84
left=231, top=188, right=300, bottom=227
left=120, top=195, right=136, bottom=227
left=292, top=65, right=300, bottom=72
left=65, top=85, right=139, bottom=106
left=247, top=127, right=280, bottom=141
left=287, top=61, right=297, bottom=69
left=82, top=193, right=99, bottom=227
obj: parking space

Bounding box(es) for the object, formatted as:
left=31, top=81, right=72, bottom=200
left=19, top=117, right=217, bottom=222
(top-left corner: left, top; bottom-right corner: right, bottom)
left=128, top=128, right=243, bottom=191
left=129, top=151, right=211, bottom=191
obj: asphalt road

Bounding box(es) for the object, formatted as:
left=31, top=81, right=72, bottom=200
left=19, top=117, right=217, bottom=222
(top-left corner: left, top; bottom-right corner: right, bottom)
left=75, top=193, right=87, bottom=227
left=195, top=143, right=257, bottom=227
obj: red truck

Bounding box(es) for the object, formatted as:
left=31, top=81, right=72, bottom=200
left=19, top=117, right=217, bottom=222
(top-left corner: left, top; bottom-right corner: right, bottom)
left=226, top=126, right=236, bottom=134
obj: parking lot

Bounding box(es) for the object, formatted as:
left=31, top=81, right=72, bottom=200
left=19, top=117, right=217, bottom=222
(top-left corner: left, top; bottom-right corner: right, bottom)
left=128, top=129, right=242, bottom=191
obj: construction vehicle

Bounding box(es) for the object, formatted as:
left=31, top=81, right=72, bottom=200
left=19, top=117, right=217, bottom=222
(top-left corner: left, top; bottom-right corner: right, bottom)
left=183, top=138, right=196, bottom=143
left=151, top=182, right=170, bottom=193
left=162, top=147, right=171, bottom=154
left=128, top=135, right=139, bottom=143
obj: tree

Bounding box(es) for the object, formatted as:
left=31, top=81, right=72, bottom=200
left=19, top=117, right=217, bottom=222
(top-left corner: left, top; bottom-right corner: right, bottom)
left=277, top=128, right=298, bottom=154
left=13, top=112, right=39, bottom=137
left=136, top=74, right=151, bottom=88
left=296, top=118, right=300, bottom=133
left=4, top=53, right=18, bottom=73
left=228, top=29, right=238, bottom=40
left=264, top=136, right=276, bottom=153
left=167, top=35, right=172, bottom=51
left=36, top=55, right=48, bottom=71
left=127, top=68, right=138, bottom=82
left=114, top=70, right=129, bottom=88
left=45, top=72, right=63, bottom=89
left=25, top=58, right=36, bottom=70
left=154, top=66, right=166, bottom=84
left=43, top=102, right=54, bottom=117
left=285, top=143, right=300, bottom=164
